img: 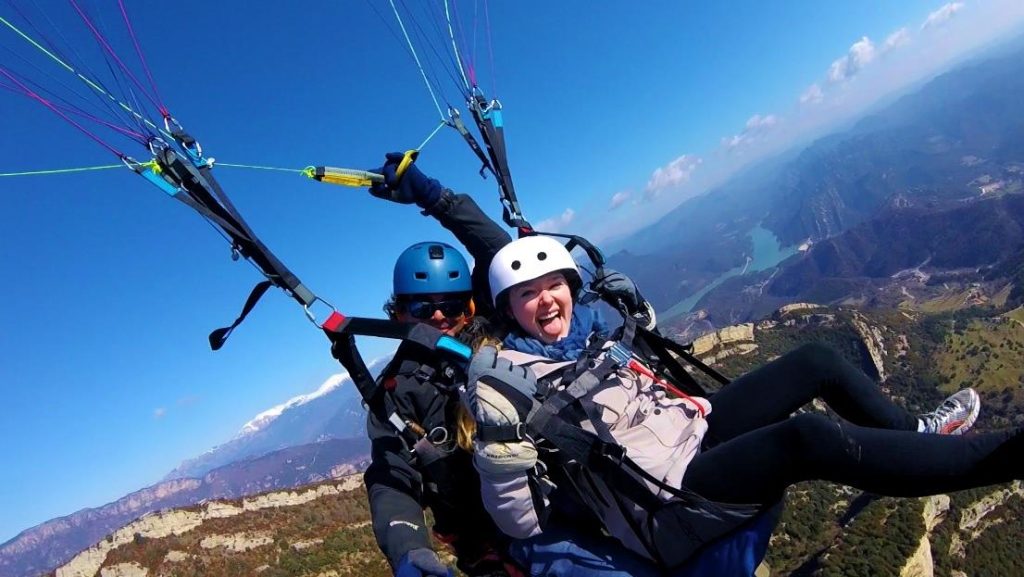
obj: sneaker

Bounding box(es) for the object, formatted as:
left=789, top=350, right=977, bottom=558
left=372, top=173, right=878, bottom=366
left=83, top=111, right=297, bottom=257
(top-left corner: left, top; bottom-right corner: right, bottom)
left=918, top=388, right=981, bottom=435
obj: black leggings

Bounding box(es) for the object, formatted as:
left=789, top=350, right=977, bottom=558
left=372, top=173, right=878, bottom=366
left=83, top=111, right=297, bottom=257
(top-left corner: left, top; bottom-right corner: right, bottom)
left=682, top=343, right=1021, bottom=504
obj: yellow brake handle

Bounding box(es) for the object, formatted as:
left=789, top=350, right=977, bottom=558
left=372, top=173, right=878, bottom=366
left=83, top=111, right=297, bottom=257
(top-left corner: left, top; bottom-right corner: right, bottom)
left=305, top=150, right=419, bottom=189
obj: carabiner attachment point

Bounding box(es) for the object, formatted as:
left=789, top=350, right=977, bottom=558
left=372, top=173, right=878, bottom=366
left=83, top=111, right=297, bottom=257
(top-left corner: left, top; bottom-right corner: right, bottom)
left=303, top=296, right=338, bottom=328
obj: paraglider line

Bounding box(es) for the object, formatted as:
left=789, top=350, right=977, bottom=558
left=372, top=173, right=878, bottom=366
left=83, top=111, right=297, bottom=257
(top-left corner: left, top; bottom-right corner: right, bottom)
left=419, top=0, right=469, bottom=98
left=0, top=14, right=170, bottom=140
left=0, top=164, right=123, bottom=177
left=0, top=43, right=142, bottom=142
left=18, top=0, right=146, bottom=136
left=215, top=163, right=306, bottom=174
left=0, top=64, right=122, bottom=157
left=450, top=0, right=475, bottom=87
left=443, top=0, right=470, bottom=92
left=484, top=0, right=497, bottom=96
left=417, top=119, right=448, bottom=151
left=67, top=0, right=164, bottom=116
left=388, top=0, right=446, bottom=120
left=118, top=0, right=168, bottom=117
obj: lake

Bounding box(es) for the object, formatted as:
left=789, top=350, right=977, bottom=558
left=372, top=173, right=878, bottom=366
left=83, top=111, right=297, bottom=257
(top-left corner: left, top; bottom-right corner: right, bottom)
left=660, top=225, right=799, bottom=319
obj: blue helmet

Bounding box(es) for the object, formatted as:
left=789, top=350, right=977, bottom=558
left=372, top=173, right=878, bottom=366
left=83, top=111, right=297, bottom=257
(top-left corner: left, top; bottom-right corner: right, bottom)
left=393, top=242, right=472, bottom=296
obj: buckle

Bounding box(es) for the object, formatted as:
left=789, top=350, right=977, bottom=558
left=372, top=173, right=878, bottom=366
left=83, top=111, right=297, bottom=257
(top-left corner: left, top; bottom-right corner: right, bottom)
left=607, top=342, right=633, bottom=366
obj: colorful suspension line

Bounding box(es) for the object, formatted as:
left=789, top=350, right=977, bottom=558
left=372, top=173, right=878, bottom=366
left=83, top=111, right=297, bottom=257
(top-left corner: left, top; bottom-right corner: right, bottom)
left=0, top=14, right=172, bottom=141
left=0, top=163, right=122, bottom=177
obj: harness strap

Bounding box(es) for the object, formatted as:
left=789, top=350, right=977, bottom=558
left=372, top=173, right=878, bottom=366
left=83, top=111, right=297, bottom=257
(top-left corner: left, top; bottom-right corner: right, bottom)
left=209, top=280, right=273, bottom=350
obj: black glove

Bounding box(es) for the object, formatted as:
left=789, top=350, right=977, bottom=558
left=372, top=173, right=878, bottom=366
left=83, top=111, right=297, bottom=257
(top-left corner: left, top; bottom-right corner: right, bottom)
left=395, top=548, right=453, bottom=577
left=592, top=268, right=657, bottom=330
left=369, top=152, right=443, bottom=209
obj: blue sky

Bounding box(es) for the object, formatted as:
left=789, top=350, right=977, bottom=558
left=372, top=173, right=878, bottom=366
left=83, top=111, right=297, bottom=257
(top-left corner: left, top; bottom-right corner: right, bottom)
left=1, top=0, right=1022, bottom=545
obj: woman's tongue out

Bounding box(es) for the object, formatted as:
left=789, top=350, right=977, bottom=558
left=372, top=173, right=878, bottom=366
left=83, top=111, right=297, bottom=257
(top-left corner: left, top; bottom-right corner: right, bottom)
left=537, top=308, right=566, bottom=340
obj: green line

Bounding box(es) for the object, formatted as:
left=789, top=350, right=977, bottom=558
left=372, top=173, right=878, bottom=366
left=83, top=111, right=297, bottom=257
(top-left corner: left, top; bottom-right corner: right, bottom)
left=0, top=164, right=123, bottom=177
left=215, top=163, right=306, bottom=174
left=0, top=15, right=169, bottom=139
left=0, top=161, right=307, bottom=178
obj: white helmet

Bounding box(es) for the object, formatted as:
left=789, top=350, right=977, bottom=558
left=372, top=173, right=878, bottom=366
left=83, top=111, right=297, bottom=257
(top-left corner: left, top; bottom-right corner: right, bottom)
left=488, top=235, right=580, bottom=306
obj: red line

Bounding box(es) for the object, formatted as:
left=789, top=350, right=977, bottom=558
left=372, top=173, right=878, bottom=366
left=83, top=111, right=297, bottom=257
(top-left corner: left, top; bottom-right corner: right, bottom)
left=628, top=359, right=707, bottom=418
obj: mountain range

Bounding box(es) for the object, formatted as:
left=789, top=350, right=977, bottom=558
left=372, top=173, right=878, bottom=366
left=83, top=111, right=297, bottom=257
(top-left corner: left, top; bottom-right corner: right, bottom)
left=611, top=40, right=1024, bottom=320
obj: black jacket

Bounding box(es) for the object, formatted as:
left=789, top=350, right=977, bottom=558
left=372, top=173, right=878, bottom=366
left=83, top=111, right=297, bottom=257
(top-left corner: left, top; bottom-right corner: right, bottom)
left=426, top=190, right=513, bottom=320
left=365, top=190, right=512, bottom=573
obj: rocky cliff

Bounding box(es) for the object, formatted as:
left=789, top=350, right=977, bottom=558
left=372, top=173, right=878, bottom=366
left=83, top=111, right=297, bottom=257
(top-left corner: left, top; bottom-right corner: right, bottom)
left=1, top=439, right=368, bottom=577
left=55, top=476, right=365, bottom=577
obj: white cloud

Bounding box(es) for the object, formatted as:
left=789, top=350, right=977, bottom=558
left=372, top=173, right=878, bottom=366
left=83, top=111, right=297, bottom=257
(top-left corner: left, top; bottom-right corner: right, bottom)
left=882, top=27, right=911, bottom=52
left=609, top=191, right=631, bottom=210
left=154, top=407, right=166, bottom=419
left=922, top=2, right=964, bottom=30
left=723, top=114, right=780, bottom=150
left=745, top=114, right=778, bottom=130
left=828, top=36, right=876, bottom=83
left=799, top=83, right=824, bottom=105
left=644, top=155, right=702, bottom=199
left=535, top=208, right=576, bottom=232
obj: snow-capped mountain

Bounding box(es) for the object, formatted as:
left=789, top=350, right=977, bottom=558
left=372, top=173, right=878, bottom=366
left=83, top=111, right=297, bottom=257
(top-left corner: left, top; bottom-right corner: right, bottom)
left=163, top=354, right=392, bottom=480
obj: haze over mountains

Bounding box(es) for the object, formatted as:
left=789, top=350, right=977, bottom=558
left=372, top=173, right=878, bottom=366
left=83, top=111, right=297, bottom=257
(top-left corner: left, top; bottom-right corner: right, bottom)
left=5, top=32, right=1024, bottom=577
left=611, top=39, right=1024, bottom=323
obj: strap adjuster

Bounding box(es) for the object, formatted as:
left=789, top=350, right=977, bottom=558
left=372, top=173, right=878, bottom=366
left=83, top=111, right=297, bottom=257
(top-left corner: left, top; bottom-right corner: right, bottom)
left=476, top=422, right=524, bottom=443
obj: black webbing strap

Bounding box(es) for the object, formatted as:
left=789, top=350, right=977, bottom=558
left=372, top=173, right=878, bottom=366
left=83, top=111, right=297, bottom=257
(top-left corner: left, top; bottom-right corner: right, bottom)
left=324, top=326, right=385, bottom=410
left=209, top=280, right=273, bottom=350
left=635, top=327, right=730, bottom=391
left=195, top=162, right=314, bottom=306
left=154, top=145, right=317, bottom=349
left=467, top=96, right=530, bottom=230
left=475, top=423, right=523, bottom=443
left=449, top=108, right=495, bottom=179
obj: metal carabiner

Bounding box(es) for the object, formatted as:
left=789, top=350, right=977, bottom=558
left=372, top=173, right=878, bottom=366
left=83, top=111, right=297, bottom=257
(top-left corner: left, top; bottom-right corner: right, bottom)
left=303, top=295, right=338, bottom=328
left=147, top=137, right=170, bottom=157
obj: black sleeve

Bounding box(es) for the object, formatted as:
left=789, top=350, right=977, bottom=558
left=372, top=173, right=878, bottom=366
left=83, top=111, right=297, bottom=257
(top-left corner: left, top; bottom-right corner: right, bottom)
left=364, top=410, right=432, bottom=570
left=425, top=190, right=513, bottom=318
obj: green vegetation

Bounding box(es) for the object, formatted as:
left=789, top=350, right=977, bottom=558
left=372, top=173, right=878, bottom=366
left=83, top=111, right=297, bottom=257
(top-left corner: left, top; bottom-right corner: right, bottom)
left=98, top=482, right=391, bottom=577
left=818, top=497, right=925, bottom=577
left=932, top=312, right=1024, bottom=428
left=76, top=301, right=1024, bottom=577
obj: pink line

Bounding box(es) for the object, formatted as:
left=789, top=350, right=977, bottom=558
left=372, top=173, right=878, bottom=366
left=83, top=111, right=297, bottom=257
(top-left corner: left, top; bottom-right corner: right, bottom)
left=0, top=64, right=123, bottom=157
left=484, top=0, right=496, bottom=95
left=67, top=0, right=163, bottom=117
left=118, top=0, right=168, bottom=117
left=53, top=100, right=148, bottom=142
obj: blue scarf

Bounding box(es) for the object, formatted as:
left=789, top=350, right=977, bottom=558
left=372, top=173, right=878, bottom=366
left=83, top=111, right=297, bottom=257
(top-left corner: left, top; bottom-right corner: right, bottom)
left=503, top=305, right=609, bottom=361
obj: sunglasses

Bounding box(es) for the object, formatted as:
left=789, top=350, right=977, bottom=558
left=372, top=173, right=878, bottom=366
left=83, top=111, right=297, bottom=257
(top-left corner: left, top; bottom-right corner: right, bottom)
left=401, top=298, right=470, bottom=320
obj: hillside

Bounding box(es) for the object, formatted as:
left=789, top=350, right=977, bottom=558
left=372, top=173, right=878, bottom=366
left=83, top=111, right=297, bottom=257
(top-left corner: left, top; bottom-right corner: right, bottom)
left=1, top=439, right=369, bottom=577
left=48, top=300, right=1024, bottom=577
left=611, top=39, right=1024, bottom=319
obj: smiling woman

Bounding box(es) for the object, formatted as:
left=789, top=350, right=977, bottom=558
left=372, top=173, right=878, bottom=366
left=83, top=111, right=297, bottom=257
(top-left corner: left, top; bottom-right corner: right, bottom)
left=489, top=235, right=584, bottom=344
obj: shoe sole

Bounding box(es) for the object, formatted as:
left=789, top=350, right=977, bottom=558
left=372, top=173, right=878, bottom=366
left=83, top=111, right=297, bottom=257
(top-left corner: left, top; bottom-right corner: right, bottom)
left=940, top=390, right=981, bottom=435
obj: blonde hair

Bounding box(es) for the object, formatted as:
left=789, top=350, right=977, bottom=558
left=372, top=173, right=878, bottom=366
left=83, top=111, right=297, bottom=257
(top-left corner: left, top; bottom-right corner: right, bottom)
left=455, top=333, right=505, bottom=452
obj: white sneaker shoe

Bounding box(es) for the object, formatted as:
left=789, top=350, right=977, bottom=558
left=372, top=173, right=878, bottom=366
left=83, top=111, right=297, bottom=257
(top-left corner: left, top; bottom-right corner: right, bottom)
left=918, top=388, right=981, bottom=435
